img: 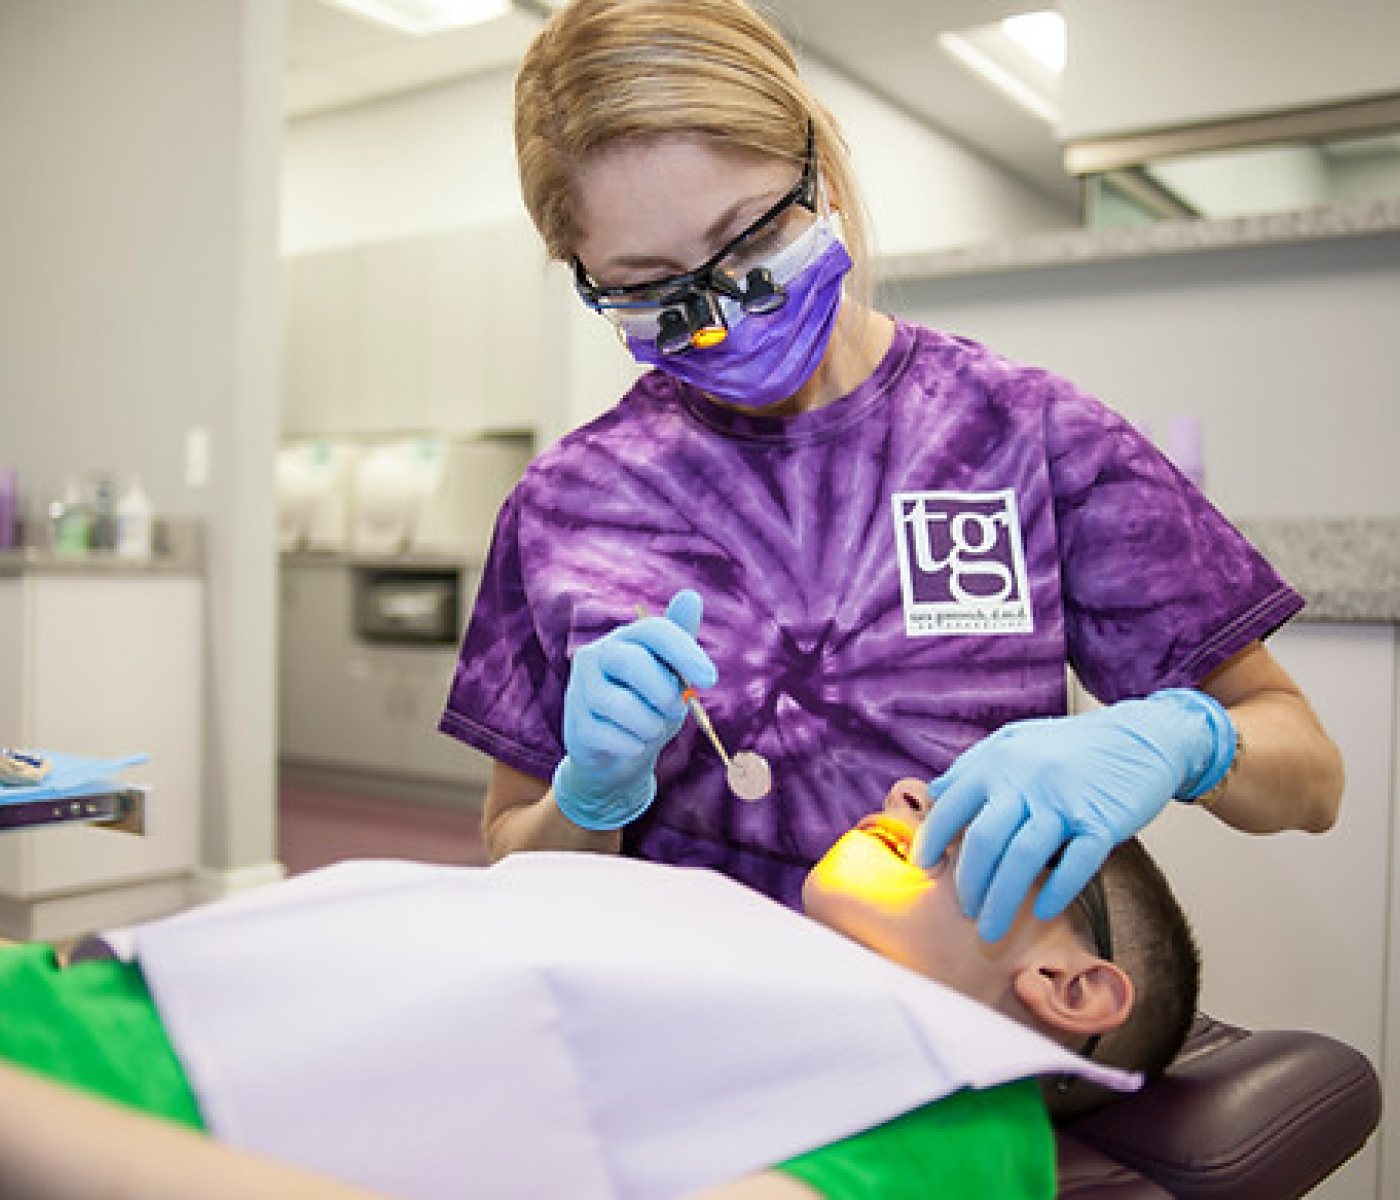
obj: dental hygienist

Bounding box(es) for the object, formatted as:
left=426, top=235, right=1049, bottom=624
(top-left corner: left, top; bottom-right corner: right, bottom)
left=440, top=0, right=1344, bottom=939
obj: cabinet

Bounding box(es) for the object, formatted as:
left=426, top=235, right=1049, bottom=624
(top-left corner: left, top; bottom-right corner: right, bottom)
left=0, top=571, right=202, bottom=940
left=282, top=221, right=550, bottom=439
left=1137, top=623, right=1394, bottom=1200
left=278, top=560, right=489, bottom=792
left=283, top=247, right=362, bottom=435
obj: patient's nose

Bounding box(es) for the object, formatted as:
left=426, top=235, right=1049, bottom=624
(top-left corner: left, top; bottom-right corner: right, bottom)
left=883, top=778, right=932, bottom=821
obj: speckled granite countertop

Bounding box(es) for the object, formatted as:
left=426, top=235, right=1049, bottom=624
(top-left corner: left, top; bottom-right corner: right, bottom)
left=1236, top=518, right=1400, bottom=624
left=878, top=197, right=1400, bottom=283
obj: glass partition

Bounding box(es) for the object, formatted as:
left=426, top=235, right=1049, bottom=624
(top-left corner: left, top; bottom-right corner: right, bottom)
left=1085, top=129, right=1400, bottom=228
left=1065, top=94, right=1400, bottom=229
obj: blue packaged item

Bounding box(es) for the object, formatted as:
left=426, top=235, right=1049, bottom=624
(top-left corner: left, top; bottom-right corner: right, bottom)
left=0, top=751, right=147, bottom=800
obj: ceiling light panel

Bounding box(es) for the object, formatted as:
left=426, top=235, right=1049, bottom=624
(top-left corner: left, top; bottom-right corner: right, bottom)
left=320, top=0, right=512, bottom=36
left=1001, top=11, right=1067, bottom=75
left=938, top=9, right=1065, bottom=126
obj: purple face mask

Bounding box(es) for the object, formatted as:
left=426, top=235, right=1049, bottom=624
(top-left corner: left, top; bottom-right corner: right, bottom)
left=626, top=220, right=853, bottom=410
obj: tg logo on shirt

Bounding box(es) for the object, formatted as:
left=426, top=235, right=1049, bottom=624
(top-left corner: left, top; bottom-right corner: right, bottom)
left=891, top=489, right=1033, bottom=636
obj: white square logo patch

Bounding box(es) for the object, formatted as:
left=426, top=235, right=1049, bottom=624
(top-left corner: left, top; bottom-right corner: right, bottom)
left=891, top=489, right=1033, bottom=636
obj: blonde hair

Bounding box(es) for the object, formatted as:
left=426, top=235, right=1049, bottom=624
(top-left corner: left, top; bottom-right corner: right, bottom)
left=514, top=0, right=872, bottom=301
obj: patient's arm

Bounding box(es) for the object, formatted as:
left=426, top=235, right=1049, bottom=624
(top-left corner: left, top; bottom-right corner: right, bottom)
left=692, top=1171, right=821, bottom=1198
left=0, top=1061, right=384, bottom=1200
left=0, top=1061, right=837, bottom=1199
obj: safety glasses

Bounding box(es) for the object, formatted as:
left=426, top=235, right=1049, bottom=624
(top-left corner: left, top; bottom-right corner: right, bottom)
left=1070, top=871, right=1114, bottom=1064
left=572, top=125, right=818, bottom=354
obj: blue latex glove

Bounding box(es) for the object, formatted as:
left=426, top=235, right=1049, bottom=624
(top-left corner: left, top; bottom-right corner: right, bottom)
left=553, top=589, right=718, bottom=831
left=910, top=688, right=1236, bottom=942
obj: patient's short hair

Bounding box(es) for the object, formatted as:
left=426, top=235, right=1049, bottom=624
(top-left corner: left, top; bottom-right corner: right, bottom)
left=1052, top=836, right=1201, bottom=1120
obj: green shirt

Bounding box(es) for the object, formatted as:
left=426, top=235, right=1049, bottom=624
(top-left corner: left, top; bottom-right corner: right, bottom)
left=776, top=1079, right=1054, bottom=1199
left=0, top=942, right=203, bottom=1129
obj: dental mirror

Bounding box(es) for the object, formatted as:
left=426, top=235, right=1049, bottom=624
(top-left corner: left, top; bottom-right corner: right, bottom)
left=725, top=750, right=772, bottom=802
left=635, top=603, right=773, bottom=802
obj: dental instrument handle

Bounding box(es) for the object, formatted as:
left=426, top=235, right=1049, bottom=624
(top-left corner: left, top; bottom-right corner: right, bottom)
left=682, top=687, right=734, bottom=768
left=633, top=604, right=734, bottom=766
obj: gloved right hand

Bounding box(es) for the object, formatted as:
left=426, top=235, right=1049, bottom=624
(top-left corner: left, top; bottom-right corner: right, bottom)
left=552, top=589, right=717, bottom=831
left=910, top=687, right=1236, bottom=941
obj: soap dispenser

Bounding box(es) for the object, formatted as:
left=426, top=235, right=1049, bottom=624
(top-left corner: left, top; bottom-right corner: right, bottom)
left=115, top=477, right=154, bottom=559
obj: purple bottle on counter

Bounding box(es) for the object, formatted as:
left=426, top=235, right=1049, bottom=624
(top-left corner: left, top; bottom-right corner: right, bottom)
left=0, top=468, right=17, bottom=550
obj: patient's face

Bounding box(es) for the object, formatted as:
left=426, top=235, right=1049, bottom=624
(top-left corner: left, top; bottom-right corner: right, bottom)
left=801, top=779, right=1033, bottom=1001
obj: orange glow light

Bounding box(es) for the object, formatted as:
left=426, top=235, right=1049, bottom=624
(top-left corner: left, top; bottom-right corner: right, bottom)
left=690, top=325, right=727, bottom=349
left=806, top=828, right=932, bottom=916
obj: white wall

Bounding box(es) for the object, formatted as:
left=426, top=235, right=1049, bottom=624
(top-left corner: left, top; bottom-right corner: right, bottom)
left=801, top=59, right=1071, bottom=257
left=281, top=58, right=1072, bottom=259
left=280, top=54, right=1076, bottom=439
left=0, top=0, right=284, bottom=883
left=282, top=65, right=623, bottom=446
left=1061, top=0, right=1400, bottom=141
left=883, top=231, right=1400, bottom=519
left=281, top=68, right=526, bottom=254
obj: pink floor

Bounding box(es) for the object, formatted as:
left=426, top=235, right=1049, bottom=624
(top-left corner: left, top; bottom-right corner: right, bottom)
left=278, top=784, right=487, bottom=876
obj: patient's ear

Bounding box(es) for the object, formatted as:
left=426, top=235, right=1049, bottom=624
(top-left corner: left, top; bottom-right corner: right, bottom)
left=1011, top=955, right=1133, bottom=1040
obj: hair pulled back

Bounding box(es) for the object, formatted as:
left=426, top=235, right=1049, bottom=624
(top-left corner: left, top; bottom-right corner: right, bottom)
left=514, top=0, right=871, bottom=290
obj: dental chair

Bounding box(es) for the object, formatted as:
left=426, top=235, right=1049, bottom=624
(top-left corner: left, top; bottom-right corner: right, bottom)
left=1055, top=1013, right=1382, bottom=1198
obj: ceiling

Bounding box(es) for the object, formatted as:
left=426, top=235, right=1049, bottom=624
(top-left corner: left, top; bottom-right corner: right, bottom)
left=284, top=0, right=1076, bottom=207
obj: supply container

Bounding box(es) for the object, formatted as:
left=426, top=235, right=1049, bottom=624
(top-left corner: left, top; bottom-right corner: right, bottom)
left=89, top=473, right=117, bottom=552
left=115, top=477, right=155, bottom=559
left=0, top=468, right=16, bottom=550
left=50, top=480, right=91, bottom=555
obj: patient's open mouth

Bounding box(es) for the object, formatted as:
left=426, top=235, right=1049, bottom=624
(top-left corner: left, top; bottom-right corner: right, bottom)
left=856, top=815, right=913, bottom=860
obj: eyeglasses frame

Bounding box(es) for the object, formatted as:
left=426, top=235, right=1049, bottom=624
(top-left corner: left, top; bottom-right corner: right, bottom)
left=572, top=123, right=818, bottom=313
left=1069, top=870, right=1114, bottom=1065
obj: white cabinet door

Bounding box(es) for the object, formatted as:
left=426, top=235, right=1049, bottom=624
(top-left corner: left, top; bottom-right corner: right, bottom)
left=360, top=238, right=428, bottom=434
left=0, top=580, right=22, bottom=742
left=1387, top=643, right=1400, bottom=1200
left=279, top=563, right=401, bottom=773
left=1143, top=624, right=1392, bottom=1052
left=423, top=227, right=491, bottom=434
left=0, top=574, right=202, bottom=898
left=283, top=249, right=361, bottom=436
left=1140, top=623, right=1393, bottom=1200
left=393, top=645, right=491, bottom=787
left=283, top=221, right=549, bottom=440
left=481, top=220, right=550, bottom=435
left=278, top=562, right=489, bottom=789
left=279, top=562, right=360, bottom=765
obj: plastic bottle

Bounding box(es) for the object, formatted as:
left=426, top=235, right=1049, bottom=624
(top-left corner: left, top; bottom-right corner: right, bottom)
left=115, top=477, right=155, bottom=559
left=90, top=474, right=117, bottom=552
left=50, top=479, right=90, bottom=555
left=0, top=468, right=16, bottom=550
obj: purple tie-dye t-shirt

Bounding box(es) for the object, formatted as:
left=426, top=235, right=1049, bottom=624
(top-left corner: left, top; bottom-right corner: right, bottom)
left=440, top=321, right=1301, bottom=907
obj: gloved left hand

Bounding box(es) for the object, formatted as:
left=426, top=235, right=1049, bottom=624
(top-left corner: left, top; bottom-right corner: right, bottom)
left=910, top=688, right=1236, bottom=942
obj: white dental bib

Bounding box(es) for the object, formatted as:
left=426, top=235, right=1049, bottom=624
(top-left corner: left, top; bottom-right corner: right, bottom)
left=101, top=855, right=1136, bottom=1199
